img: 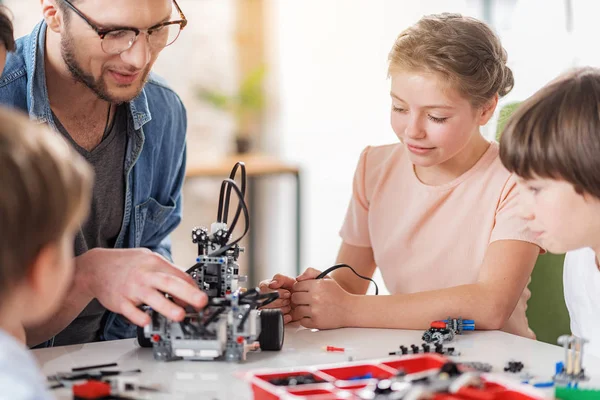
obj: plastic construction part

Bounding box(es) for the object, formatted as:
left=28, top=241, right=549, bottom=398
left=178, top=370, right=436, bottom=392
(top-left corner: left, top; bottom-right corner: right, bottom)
left=555, top=387, right=600, bottom=399
left=422, top=327, right=455, bottom=344
left=438, top=317, right=476, bottom=334
left=423, top=317, right=474, bottom=344
left=389, top=343, right=459, bottom=356
left=444, top=317, right=475, bottom=333
left=532, top=381, right=555, bottom=388
left=138, top=163, right=285, bottom=363
left=48, top=369, right=141, bottom=383
left=72, top=380, right=111, bottom=399
left=504, top=361, right=524, bottom=373
left=71, top=362, right=118, bottom=372
left=349, top=372, right=373, bottom=381
left=323, top=345, right=345, bottom=352
left=554, top=335, right=589, bottom=385
left=269, top=374, right=325, bottom=386
left=459, top=362, right=492, bottom=373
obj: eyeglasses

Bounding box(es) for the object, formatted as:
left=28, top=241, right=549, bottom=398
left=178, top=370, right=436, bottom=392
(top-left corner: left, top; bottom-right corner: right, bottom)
left=60, top=0, right=187, bottom=55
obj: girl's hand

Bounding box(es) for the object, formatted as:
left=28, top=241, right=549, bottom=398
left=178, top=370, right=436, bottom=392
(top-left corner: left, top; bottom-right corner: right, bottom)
left=292, top=268, right=356, bottom=329
left=258, top=274, right=295, bottom=324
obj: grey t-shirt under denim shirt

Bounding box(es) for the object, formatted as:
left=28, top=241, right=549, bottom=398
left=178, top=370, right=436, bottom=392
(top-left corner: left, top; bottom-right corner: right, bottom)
left=52, top=105, right=127, bottom=346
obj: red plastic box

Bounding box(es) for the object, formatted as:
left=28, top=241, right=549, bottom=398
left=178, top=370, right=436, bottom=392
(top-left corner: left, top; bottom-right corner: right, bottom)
left=244, top=354, right=545, bottom=400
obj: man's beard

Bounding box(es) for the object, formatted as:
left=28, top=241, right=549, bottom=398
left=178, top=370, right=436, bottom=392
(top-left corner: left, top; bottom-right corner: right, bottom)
left=60, top=32, right=148, bottom=104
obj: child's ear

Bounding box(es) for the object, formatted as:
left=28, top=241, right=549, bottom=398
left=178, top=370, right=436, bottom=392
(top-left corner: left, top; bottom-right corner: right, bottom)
left=479, top=94, right=499, bottom=126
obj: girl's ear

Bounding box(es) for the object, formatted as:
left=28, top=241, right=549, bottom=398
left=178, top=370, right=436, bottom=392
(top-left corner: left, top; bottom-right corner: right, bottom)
left=479, top=94, right=499, bottom=126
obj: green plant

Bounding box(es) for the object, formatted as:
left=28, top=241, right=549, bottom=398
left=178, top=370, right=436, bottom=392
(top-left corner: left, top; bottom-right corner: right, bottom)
left=495, top=101, right=521, bottom=141
left=197, top=66, right=266, bottom=141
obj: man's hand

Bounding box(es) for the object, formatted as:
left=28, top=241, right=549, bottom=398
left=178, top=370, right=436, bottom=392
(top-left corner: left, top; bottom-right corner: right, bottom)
left=77, top=248, right=207, bottom=327
left=258, top=274, right=295, bottom=324
left=291, top=268, right=356, bottom=329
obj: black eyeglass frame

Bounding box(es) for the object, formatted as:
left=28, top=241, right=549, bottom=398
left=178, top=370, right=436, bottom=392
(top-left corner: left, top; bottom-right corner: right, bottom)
left=60, top=0, right=188, bottom=52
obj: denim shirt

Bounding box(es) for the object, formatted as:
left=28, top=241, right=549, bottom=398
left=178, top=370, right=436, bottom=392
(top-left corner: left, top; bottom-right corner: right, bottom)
left=0, top=21, right=187, bottom=342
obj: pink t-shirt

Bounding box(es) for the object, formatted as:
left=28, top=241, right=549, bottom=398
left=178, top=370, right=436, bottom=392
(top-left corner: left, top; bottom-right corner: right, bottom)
left=340, top=141, right=538, bottom=338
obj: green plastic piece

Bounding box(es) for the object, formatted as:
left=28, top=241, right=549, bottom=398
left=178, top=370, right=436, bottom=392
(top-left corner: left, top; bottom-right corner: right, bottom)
left=555, top=387, right=600, bottom=399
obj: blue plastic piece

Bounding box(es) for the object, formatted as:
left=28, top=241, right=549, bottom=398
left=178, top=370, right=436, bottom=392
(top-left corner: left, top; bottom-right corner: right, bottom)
left=349, top=373, right=373, bottom=381
left=533, top=381, right=554, bottom=388
left=556, top=362, right=565, bottom=375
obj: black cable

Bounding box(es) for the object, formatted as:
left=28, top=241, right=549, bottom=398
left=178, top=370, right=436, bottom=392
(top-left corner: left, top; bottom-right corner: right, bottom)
left=217, top=162, right=246, bottom=223
left=238, top=307, right=252, bottom=332
left=203, top=306, right=226, bottom=327
left=217, top=179, right=226, bottom=223
left=238, top=288, right=279, bottom=308
left=179, top=321, right=199, bottom=336
left=257, top=293, right=279, bottom=308
left=316, top=263, right=379, bottom=295
left=239, top=287, right=258, bottom=299
left=186, top=262, right=201, bottom=275
left=223, top=162, right=247, bottom=229
left=209, top=178, right=250, bottom=257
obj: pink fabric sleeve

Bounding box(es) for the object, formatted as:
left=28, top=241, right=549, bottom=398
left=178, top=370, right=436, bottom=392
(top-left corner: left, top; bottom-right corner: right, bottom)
left=339, top=146, right=372, bottom=247
left=490, top=174, right=543, bottom=249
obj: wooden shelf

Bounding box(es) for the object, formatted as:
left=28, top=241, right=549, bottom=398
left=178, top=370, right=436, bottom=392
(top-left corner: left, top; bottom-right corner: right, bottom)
left=186, top=153, right=299, bottom=178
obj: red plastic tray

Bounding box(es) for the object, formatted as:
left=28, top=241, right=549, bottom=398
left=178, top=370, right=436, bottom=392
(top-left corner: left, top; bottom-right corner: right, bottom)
left=244, top=354, right=545, bottom=400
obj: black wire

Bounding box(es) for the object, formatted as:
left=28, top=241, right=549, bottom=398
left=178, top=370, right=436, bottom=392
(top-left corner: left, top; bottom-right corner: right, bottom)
left=223, top=162, right=247, bottom=230
left=238, top=307, right=252, bottom=332
left=239, top=288, right=258, bottom=299
left=186, top=262, right=201, bottom=275
left=257, top=292, right=279, bottom=308
left=203, top=306, right=226, bottom=327
left=239, top=288, right=279, bottom=308
left=316, top=263, right=379, bottom=295
left=217, top=180, right=226, bottom=223
left=217, top=162, right=246, bottom=223
left=209, top=179, right=250, bottom=257
left=235, top=292, right=281, bottom=331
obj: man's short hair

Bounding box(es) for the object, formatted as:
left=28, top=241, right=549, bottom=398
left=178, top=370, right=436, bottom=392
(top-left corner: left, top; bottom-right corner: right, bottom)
left=0, top=108, right=93, bottom=296
left=0, top=6, right=15, bottom=51
left=500, top=67, right=600, bottom=198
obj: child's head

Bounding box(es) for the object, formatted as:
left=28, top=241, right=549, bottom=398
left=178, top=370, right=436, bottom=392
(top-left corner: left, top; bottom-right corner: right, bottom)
left=0, top=108, right=92, bottom=325
left=0, top=6, right=15, bottom=72
left=388, top=13, right=513, bottom=167
left=500, top=67, right=600, bottom=254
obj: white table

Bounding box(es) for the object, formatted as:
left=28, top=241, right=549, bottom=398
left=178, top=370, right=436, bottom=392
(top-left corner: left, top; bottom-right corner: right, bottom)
left=34, top=324, right=600, bottom=399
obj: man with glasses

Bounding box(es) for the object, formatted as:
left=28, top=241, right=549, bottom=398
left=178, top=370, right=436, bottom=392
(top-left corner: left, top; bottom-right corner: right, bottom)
left=0, top=0, right=208, bottom=347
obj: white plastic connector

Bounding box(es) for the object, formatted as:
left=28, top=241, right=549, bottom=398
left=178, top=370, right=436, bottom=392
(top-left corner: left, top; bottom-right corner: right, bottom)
left=211, top=222, right=228, bottom=235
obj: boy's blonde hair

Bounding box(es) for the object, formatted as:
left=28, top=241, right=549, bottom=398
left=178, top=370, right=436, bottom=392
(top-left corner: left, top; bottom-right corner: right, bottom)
left=0, top=107, right=93, bottom=294
left=388, top=13, right=514, bottom=108
left=500, top=67, right=600, bottom=198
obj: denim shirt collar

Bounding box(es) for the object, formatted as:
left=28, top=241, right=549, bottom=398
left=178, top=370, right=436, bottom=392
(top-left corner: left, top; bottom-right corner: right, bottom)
left=25, top=21, right=152, bottom=130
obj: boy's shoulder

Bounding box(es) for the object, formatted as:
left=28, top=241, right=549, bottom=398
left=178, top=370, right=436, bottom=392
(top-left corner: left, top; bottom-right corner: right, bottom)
left=0, top=329, right=52, bottom=400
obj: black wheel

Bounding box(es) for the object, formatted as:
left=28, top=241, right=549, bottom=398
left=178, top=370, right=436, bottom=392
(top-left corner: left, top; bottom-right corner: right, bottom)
left=137, top=325, right=152, bottom=348
left=258, top=309, right=284, bottom=351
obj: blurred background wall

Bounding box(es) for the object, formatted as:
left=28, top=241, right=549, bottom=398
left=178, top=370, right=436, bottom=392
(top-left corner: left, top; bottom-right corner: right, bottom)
left=5, top=0, right=599, bottom=300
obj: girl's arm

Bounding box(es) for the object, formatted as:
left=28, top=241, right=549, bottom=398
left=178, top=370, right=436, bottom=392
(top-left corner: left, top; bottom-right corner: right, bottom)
left=292, top=240, right=539, bottom=331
